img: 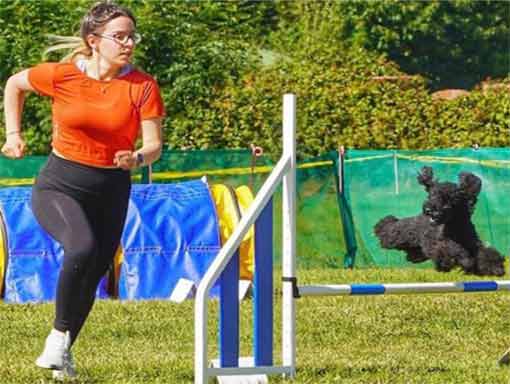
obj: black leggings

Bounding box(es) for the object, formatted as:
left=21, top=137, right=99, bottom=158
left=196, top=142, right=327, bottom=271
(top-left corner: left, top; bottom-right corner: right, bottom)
left=31, top=153, right=131, bottom=346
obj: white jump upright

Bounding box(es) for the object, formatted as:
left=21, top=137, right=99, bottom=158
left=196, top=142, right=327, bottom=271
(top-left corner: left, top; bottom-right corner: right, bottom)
left=281, top=94, right=296, bottom=377
left=194, top=94, right=297, bottom=384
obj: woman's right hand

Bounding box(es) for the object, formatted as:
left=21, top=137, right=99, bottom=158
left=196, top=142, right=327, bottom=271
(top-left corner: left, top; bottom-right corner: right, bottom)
left=1, top=134, right=26, bottom=159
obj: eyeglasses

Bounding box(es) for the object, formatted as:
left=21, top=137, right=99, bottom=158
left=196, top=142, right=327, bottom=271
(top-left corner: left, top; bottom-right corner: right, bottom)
left=93, top=32, right=142, bottom=45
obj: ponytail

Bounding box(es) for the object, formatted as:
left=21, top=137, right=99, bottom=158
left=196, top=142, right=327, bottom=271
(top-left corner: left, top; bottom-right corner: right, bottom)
left=44, top=34, right=92, bottom=62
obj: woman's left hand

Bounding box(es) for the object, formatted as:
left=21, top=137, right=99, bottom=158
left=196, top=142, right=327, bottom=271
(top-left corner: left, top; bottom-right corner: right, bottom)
left=113, top=150, right=137, bottom=170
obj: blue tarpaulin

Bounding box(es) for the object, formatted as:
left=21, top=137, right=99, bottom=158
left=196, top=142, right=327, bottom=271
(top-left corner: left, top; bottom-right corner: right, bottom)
left=0, top=180, right=221, bottom=303
left=119, top=180, right=221, bottom=300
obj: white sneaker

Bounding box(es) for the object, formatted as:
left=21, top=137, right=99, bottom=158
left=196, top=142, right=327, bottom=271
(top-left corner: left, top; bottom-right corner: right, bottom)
left=52, top=349, right=77, bottom=381
left=35, top=329, right=71, bottom=370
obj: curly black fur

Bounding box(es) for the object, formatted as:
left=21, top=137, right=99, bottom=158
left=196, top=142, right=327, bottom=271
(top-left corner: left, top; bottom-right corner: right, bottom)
left=374, top=166, right=505, bottom=276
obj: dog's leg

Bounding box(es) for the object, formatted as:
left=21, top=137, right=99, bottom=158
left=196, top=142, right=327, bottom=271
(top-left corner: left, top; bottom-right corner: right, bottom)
left=423, top=241, right=457, bottom=272
left=443, top=240, right=474, bottom=273
left=405, top=248, right=428, bottom=263
left=374, top=216, right=406, bottom=248
left=474, top=246, right=506, bottom=276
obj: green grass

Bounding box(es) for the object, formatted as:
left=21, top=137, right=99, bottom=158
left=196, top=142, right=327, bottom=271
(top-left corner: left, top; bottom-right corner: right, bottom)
left=1, top=268, right=510, bottom=383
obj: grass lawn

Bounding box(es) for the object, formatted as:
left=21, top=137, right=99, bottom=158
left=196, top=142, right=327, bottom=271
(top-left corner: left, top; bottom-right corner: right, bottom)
left=1, top=267, right=509, bottom=383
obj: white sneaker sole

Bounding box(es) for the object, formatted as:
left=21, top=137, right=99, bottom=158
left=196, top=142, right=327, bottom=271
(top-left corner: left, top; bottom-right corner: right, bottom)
left=35, top=356, right=62, bottom=370
left=52, top=368, right=77, bottom=381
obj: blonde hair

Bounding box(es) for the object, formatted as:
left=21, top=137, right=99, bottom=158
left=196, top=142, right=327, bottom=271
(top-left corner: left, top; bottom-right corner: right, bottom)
left=44, top=1, right=136, bottom=62
left=44, top=35, right=91, bottom=62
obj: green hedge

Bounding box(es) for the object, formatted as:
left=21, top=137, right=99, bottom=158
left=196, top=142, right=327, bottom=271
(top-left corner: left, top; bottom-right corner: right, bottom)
left=1, top=0, right=509, bottom=158
left=272, top=0, right=510, bottom=90
left=165, top=37, right=510, bottom=158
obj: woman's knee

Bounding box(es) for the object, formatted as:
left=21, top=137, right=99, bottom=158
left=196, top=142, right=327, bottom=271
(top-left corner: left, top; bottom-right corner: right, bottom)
left=62, top=235, right=99, bottom=274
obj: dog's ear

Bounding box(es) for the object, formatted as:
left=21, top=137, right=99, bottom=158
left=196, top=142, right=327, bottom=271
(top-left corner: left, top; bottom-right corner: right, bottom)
left=458, top=172, right=481, bottom=198
left=458, top=172, right=481, bottom=213
left=417, top=166, right=434, bottom=191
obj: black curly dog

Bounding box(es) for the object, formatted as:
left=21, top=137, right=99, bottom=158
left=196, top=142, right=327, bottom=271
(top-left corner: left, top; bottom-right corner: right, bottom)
left=374, top=166, right=505, bottom=276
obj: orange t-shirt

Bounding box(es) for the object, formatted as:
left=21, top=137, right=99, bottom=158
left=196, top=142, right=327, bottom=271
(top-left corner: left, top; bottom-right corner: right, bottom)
left=28, top=62, right=165, bottom=167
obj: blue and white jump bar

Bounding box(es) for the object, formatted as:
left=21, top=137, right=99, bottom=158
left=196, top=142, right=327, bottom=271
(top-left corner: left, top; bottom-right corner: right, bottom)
left=298, top=281, right=510, bottom=297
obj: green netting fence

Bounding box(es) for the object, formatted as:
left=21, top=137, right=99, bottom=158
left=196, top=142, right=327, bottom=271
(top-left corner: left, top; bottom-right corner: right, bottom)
left=149, top=149, right=346, bottom=269
left=343, top=147, right=510, bottom=268
left=0, top=147, right=507, bottom=270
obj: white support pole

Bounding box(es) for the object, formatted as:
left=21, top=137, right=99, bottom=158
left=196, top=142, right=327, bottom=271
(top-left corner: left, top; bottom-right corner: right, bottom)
left=282, top=94, right=297, bottom=377
left=147, top=164, right=153, bottom=184
left=337, top=146, right=344, bottom=195
left=393, top=151, right=399, bottom=195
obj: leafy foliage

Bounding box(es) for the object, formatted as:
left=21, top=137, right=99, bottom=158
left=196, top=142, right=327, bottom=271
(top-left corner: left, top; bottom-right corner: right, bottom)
left=272, top=0, right=510, bottom=90
left=173, top=37, right=509, bottom=158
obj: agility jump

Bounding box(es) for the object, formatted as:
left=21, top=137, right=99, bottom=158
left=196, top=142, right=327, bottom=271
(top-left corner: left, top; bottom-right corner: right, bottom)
left=193, top=94, right=509, bottom=384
